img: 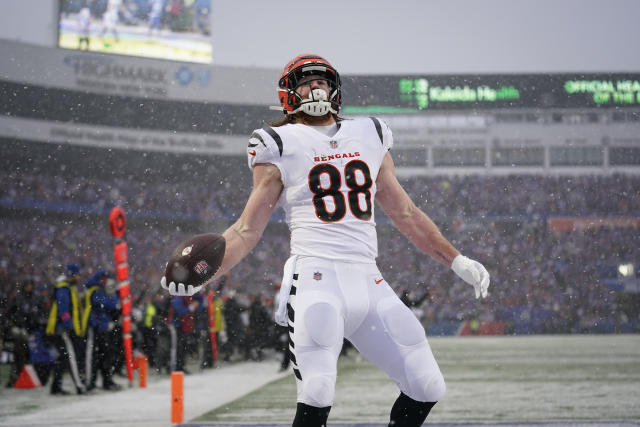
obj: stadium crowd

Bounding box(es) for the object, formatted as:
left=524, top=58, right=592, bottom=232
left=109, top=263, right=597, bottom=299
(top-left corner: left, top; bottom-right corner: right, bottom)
left=1, top=171, right=639, bottom=393
left=2, top=171, right=639, bottom=223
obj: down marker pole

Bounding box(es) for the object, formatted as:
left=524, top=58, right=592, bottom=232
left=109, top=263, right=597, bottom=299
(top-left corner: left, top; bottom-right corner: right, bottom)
left=109, top=206, right=135, bottom=386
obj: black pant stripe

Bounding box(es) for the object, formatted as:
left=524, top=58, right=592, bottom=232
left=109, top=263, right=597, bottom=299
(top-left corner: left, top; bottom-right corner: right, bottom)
left=293, top=367, right=302, bottom=380
left=287, top=303, right=295, bottom=322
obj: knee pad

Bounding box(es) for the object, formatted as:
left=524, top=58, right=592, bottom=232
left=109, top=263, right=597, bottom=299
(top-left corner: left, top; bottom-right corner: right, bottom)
left=421, top=371, right=446, bottom=402
left=300, top=374, right=336, bottom=408
left=404, top=347, right=446, bottom=402
left=304, top=301, right=341, bottom=348
left=378, top=297, right=425, bottom=347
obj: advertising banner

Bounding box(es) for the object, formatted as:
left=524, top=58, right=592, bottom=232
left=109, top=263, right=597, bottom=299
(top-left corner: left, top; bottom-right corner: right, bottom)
left=548, top=217, right=640, bottom=233
left=0, top=115, right=246, bottom=155
left=0, top=39, right=276, bottom=104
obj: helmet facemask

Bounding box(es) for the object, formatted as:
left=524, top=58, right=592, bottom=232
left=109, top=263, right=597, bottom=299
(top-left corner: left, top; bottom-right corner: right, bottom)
left=293, top=78, right=339, bottom=117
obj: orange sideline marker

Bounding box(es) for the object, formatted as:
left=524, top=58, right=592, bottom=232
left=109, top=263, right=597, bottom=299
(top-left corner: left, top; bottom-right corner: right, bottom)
left=135, top=355, right=148, bottom=388
left=171, top=371, right=184, bottom=424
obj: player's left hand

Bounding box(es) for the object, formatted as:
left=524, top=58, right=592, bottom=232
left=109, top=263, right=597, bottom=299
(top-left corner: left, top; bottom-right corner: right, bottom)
left=160, top=276, right=203, bottom=296
left=451, top=254, right=490, bottom=299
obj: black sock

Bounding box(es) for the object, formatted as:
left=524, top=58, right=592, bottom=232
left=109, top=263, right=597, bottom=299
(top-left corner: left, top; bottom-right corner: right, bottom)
left=292, top=402, right=331, bottom=426
left=388, top=392, right=436, bottom=426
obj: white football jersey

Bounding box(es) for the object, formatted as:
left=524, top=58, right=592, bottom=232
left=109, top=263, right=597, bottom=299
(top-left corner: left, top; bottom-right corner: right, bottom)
left=247, top=117, right=393, bottom=263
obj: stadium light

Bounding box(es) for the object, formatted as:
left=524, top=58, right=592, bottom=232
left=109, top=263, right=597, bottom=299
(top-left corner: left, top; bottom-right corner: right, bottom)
left=618, top=263, right=634, bottom=278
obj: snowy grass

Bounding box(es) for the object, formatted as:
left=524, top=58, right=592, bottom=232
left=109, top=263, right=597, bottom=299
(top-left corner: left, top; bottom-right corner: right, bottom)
left=196, top=335, right=640, bottom=423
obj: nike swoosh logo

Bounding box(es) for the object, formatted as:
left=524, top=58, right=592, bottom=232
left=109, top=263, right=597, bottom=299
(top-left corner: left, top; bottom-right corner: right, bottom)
left=248, top=142, right=258, bottom=148
left=375, top=278, right=384, bottom=284
left=248, top=150, right=256, bottom=156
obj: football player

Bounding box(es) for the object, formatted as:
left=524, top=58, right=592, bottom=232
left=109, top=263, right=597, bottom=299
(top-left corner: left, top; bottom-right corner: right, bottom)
left=163, top=54, right=490, bottom=426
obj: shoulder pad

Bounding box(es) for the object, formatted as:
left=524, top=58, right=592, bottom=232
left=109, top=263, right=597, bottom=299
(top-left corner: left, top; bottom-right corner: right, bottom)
left=368, top=117, right=393, bottom=151
left=247, top=126, right=284, bottom=169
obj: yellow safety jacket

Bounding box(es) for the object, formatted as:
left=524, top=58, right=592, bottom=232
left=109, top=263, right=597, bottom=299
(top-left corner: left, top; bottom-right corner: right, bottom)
left=213, top=297, right=225, bottom=332
left=81, top=286, right=99, bottom=336
left=46, top=280, right=82, bottom=336
left=144, top=303, right=156, bottom=328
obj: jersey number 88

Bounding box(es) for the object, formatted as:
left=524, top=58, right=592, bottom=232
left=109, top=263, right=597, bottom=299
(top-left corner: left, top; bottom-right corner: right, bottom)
left=308, top=160, right=372, bottom=222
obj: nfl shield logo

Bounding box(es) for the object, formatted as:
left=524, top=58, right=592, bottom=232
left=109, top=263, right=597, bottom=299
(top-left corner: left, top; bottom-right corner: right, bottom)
left=194, top=260, right=210, bottom=276
left=313, top=271, right=322, bottom=281
left=329, top=140, right=338, bottom=149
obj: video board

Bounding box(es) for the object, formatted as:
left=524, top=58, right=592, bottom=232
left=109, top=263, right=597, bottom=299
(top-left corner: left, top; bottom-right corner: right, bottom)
left=57, top=0, right=212, bottom=63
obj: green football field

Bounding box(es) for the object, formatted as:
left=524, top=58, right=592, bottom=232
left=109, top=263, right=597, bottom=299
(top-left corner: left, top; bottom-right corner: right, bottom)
left=196, top=335, right=640, bottom=424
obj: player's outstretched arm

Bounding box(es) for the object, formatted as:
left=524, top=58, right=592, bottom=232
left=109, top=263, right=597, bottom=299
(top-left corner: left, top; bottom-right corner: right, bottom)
left=161, top=164, right=283, bottom=296
left=214, top=163, right=283, bottom=279
left=376, top=153, right=459, bottom=266
left=376, top=152, right=489, bottom=298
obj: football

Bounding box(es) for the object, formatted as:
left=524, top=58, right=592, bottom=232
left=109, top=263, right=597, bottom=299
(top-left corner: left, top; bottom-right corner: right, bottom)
left=164, top=233, right=226, bottom=290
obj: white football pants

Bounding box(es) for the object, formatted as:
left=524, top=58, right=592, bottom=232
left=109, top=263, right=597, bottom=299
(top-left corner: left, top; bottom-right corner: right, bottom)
left=285, top=256, right=446, bottom=408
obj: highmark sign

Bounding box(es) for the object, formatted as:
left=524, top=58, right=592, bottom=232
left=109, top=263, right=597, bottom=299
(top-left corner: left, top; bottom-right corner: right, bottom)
left=0, top=39, right=276, bottom=105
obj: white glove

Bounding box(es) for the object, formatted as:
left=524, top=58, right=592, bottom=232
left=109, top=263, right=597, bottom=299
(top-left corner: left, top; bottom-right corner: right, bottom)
left=451, top=254, right=490, bottom=299
left=160, top=276, right=203, bottom=296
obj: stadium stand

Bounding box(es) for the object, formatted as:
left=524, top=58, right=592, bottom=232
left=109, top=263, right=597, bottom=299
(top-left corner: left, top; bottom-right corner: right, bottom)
left=1, top=149, right=639, bottom=340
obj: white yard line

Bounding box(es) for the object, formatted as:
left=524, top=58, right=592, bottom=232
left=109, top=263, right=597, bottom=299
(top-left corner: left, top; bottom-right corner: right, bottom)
left=0, top=361, right=288, bottom=427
